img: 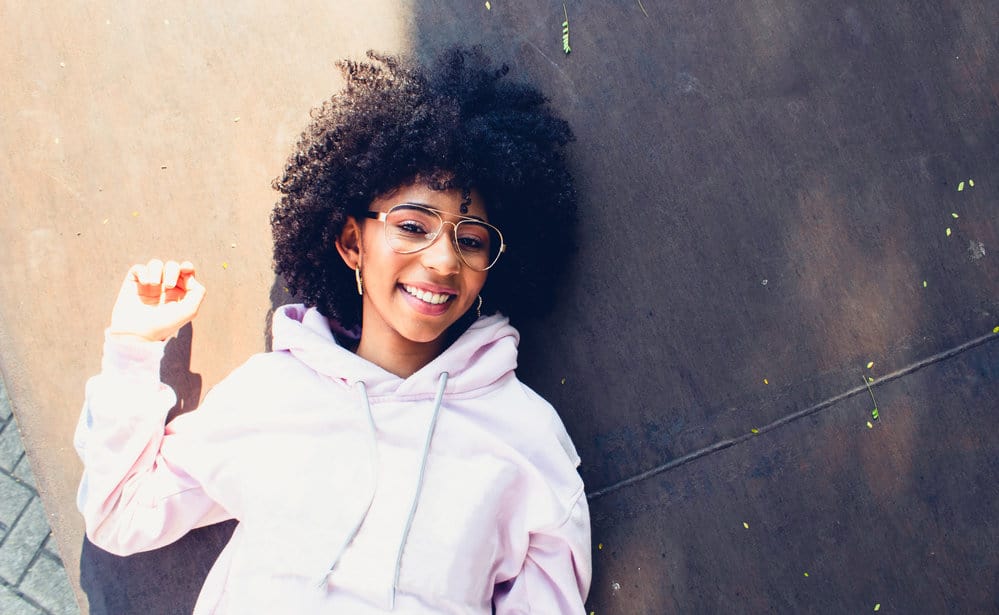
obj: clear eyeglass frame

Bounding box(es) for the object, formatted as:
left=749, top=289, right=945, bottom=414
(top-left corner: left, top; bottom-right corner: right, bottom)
left=364, top=203, right=507, bottom=271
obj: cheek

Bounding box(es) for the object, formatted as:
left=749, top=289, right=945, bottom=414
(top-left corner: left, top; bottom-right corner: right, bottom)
left=360, top=237, right=400, bottom=279
left=468, top=272, right=488, bottom=297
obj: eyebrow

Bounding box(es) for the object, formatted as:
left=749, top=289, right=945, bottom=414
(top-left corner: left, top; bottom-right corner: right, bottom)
left=404, top=201, right=487, bottom=223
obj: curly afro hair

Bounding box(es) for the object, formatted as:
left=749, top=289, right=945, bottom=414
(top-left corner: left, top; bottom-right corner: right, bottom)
left=271, top=46, right=577, bottom=330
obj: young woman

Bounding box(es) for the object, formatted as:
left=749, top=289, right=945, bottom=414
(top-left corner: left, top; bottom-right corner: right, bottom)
left=76, top=47, right=590, bottom=613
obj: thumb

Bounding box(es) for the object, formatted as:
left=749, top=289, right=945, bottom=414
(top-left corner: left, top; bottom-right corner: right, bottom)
left=181, top=274, right=207, bottom=312
left=118, top=265, right=143, bottom=296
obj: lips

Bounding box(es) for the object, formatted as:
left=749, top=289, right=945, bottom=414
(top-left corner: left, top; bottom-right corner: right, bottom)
left=402, top=284, right=455, bottom=305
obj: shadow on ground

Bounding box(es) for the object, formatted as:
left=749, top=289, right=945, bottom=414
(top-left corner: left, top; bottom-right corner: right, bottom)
left=406, top=2, right=998, bottom=613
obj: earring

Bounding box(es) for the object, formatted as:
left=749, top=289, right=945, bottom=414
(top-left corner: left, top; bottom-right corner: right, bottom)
left=476, top=295, right=483, bottom=319
left=355, top=266, right=363, bottom=296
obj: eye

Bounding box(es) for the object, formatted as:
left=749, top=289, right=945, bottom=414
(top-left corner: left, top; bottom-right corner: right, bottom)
left=387, top=205, right=440, bottom=238
left=395, top=219, right=429, bottom=236
left=456, top=224, right=491, bottom=253
left=457, top=235, right=485, bottom=251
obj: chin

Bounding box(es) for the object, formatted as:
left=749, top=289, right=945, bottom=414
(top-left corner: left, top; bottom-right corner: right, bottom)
left=400, top=323, right=455, bottom=345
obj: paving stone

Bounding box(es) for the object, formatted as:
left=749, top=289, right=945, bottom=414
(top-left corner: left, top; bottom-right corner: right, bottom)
left=0, top=583, right=44, bottom=615
left=0, top=381, right=75, bottom=615
left=20, top=554, right=81, bottom=614
left=0, top=422, right=25, bottom=473
left=12, top=456, right=36, bottom=491
left=0, top=472, right=32, bottom=533
left=0, top=498, right=50, bottom=584
left=0, top=376, right=11, bottom=421
left=41, top=534, right=63, bottom=565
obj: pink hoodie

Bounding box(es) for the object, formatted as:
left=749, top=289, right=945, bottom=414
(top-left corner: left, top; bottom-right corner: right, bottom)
left=76, top=305, right=591, bottom=613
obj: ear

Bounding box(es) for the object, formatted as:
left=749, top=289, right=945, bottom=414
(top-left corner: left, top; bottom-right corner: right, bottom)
left=335, top=216, right=363, bottom=269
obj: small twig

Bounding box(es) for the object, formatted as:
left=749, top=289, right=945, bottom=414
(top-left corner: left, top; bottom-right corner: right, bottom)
left=561, top=2, right=571, bottom=54
left=637, top=0, right=649, bottom=18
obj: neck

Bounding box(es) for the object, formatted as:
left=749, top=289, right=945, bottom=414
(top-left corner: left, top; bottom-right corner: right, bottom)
left=354, top=321, right=445, bottom=380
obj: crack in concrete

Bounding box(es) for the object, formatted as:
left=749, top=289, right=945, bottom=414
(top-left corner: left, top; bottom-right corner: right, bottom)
left=587, top=330, right=999, bottom=500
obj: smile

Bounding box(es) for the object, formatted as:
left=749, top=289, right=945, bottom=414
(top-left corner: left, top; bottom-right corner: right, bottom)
left=402, top=284, right=455, bottom=305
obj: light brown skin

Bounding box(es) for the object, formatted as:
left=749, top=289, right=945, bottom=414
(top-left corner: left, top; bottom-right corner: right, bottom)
left=107, top=183, right=489, bottom=378
left=108, top=259, right=206, bottom=343
left=335, top=183, right=489, bottom=378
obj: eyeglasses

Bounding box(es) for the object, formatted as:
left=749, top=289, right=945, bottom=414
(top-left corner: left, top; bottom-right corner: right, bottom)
left=364, top=203, right=506, bottom=271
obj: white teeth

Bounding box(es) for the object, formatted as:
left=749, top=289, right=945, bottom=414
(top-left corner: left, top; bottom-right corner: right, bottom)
left=403, top=285, right=452, bottom=305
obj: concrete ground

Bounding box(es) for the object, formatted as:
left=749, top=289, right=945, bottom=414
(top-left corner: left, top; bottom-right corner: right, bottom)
left=0, top=377, right=79, bottom=615
left=3, top=2, right=997, bottom=612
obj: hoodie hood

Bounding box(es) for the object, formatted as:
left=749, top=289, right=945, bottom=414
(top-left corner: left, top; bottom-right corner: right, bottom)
left=271, top=304, right=520, bottom=398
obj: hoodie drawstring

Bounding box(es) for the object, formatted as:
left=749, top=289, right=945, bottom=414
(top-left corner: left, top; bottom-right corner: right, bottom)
left=322, top=374, right=450, bottom=610
left=390, top=371, right=449, bottom=608
left=321, top=380, right=379, bottom=584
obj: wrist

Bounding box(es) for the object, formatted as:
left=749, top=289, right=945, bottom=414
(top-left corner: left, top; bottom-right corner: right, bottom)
left=102, top=329, right=168, bottom=377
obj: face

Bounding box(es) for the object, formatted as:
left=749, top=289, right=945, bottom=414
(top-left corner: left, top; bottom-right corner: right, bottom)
left=337, top=183, right=491, bottom=353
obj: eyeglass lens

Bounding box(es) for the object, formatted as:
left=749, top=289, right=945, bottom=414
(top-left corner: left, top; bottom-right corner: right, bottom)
left=383, top=205, right=502, bottom=270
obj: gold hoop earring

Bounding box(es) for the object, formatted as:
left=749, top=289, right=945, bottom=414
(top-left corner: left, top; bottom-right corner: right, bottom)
left=476, top=295, right=483, bottom=319
left=355, top=266, right=363, bottom=296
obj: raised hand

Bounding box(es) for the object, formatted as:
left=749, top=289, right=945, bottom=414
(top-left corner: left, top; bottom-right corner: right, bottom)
left=108, top=259, right=207, bottom=342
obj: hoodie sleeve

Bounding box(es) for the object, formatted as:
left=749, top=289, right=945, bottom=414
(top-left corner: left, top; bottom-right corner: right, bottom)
left=75, top=332, right=232, bottom=556
left=493, top=491, right=592, bottom=614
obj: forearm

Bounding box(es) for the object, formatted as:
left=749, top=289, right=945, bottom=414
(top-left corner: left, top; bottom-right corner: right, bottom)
left=76, top=334, right=227, bottom=554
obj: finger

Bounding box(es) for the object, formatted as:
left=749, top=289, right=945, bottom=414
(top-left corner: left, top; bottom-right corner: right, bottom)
left=118, top=264, right=145, bottom=301
left=141, top=259, right=165, bottom=286
left=125, top=264, right=144, bottom=286
left=179, top=274, right=207, bottom=314
left=175, top=261, right=198, bottom=291
left=162, top=260, right=181, bottom=289
left=176, top=261, right=196, bottom=289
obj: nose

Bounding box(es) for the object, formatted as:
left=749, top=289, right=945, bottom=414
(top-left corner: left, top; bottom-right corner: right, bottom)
left=420, top=222, right=462, bottom=275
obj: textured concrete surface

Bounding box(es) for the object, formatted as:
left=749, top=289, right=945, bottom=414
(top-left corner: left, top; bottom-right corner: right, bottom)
left=586, top=337, right=999, bottom=613
left=3, top=1, right=998, bottom=613
left=0, top=377, right=80, bottom=614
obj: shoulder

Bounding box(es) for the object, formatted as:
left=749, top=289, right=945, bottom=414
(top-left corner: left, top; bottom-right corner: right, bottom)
left=479, top=374, right=584, bottom=503
left=212, top=349, right=319, bottom=391
left=174, top=349, right=325, bottom=422
left=504, top=377, right=581, bottom=468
